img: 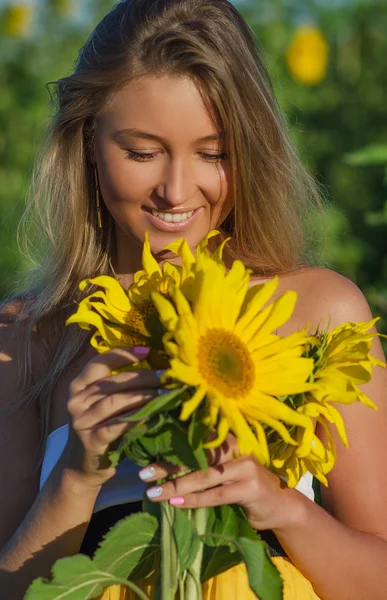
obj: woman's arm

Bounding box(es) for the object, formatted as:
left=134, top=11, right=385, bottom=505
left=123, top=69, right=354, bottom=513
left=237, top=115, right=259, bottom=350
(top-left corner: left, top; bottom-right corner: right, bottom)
left=0, top=321, right=101, bottom=599
left=0, top=330, right=161, bottom=600
left=272, top=271, right=387, bottom=600
left=143, top=270, right=387, bottom=600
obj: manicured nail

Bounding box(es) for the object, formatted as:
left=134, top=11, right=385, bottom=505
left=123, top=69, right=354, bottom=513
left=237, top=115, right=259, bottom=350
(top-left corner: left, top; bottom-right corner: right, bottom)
left=157, top=388, right=168, bottom=396
left=156, top=370, right=165, bottom=380
left=139, top=466, right=156, bottom=481
left=146, top=486, right=163, bottom=499
left=133, top=346, right=150, bottom=358
left=169, top=497, right=185, bottom=507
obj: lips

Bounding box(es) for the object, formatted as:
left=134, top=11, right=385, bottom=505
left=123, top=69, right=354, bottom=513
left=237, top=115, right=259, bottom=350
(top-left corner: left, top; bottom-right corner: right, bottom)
left=142, top=206, right=203, bottom=232
left=150, top=208, right=194, bottom=223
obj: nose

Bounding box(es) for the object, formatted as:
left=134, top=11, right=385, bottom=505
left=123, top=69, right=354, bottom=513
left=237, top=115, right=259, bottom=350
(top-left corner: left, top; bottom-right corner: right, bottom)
left=155, top=157, right=196, bottom=207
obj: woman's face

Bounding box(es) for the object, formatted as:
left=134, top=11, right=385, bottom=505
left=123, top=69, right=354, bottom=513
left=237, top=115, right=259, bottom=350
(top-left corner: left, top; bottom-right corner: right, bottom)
left=94, top=75, right=230, bottom=271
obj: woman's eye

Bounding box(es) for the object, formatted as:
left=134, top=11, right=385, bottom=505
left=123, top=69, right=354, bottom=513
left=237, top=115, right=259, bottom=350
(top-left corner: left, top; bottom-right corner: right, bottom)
left=125, top=150, right=157, bottom=161
left=200, top=153, right=228, bottom=162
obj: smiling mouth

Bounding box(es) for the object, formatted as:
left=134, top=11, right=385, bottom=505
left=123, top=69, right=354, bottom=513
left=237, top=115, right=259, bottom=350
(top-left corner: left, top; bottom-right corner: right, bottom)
left=142, top=206, right=201, bottom=225
left=149, top=208, right=195, bottom=223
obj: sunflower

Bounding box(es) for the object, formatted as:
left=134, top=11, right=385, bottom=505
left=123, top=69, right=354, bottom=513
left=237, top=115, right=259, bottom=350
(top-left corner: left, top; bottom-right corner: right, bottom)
left=311, top=318, right=384, bottom=408
left=66, top=275, right=161, bottom=348
left=129, top=230, right=223, bottom=304
left=66, top=231, right=224, bottom=367
left=151, top=253, right=315, bottom=466
left=270, top=425, right=336, bottom=488
left=272, top=319, right=385, bottom=486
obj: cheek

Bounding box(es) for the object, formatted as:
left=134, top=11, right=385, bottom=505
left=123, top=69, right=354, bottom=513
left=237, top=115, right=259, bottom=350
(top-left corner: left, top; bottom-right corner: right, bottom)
left=99, top=160, right=152, bottom=206
left=206, top=163, right=232, bottom=222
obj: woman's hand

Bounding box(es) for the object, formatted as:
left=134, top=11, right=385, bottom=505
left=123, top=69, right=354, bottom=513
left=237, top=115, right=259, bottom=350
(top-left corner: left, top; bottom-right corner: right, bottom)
left=139, top=434, right=302, bottom=533
left=62, top=346, right=162, bottom=490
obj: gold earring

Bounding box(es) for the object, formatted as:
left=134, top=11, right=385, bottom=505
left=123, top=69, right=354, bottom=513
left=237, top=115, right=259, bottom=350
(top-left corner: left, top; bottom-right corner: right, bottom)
left=94, top=167, right=103, bottom=229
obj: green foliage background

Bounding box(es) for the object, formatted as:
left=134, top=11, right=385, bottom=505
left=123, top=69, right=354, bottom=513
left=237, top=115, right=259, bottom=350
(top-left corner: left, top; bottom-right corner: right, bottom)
left=0, top=0, right=386, bottom=333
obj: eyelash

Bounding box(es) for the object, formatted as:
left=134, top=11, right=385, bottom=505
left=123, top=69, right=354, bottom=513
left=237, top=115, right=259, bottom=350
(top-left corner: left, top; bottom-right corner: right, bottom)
left=125, top=150, right=228, bottom=163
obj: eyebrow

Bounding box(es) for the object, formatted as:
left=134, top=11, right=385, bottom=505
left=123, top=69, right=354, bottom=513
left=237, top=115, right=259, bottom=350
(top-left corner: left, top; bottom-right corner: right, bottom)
left=112, top=128, right=224, bottom=145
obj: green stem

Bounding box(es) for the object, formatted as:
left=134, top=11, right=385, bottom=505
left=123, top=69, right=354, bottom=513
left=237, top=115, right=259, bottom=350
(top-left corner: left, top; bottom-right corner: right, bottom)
left=160, top=501, right=178, bottom=600
left=184, top=507, right=207, bottom=600
left=179, top=571, right=186, bottom=600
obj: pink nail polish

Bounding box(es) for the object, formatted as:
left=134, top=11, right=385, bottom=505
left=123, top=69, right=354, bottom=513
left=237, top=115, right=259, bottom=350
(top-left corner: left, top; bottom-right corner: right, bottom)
left=133, top=346, right=150, bottom=358
left=169, top=497, right=185, bottom=507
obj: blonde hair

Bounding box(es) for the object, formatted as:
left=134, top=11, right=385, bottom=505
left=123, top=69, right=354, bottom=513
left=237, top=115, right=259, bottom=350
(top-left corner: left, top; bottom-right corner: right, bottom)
left=7, top=0, right=323, bottom=457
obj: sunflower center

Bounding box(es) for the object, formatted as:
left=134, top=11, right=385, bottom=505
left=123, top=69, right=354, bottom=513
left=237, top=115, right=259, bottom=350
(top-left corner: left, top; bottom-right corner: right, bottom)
left=121, top=300, right=163, bottom=348
left=198, top=328, right=255, bottom=398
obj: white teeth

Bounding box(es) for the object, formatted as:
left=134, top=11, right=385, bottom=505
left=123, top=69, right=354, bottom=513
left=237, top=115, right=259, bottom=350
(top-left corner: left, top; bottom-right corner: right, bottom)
left=151, top=210, right=194, bottom=223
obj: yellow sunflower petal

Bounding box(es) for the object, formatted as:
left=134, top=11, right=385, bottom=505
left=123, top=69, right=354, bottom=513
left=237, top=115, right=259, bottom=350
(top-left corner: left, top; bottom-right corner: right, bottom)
left=204, top=416, right=230, bottom=449
left=142, top=232, right=162, bottom=275
left=168, top=358, right=202, bottom=388
left=79, top=276, right=131, bottom=312
left=248, top=291, right=298, bottom=348
left=67, top=310, right=126, bottom=346
left=151, top=291, right=179, bottom=332
left=236, top=277, right=279, bottom=335
left=180, top=386, right=207, bottom=421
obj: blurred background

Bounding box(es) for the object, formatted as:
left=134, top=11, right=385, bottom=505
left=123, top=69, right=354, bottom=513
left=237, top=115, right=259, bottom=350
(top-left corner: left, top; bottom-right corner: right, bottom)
left=0, top=0, right=386, bottom=334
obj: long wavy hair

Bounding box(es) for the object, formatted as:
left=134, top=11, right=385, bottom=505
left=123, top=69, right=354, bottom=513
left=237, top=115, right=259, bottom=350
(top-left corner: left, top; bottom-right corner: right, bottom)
left=6, top=0, right=323, bottom=459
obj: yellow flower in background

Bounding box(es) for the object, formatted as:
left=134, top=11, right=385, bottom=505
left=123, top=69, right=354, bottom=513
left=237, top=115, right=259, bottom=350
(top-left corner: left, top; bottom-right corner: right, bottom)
left=4, top=4, right=32, bottom=37
left=286, top=25, right=329, bottom=86
left=152, top=253, right=315, bottom=466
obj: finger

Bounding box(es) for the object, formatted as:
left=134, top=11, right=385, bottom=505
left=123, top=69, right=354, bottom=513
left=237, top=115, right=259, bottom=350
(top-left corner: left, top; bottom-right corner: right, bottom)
left=70, top=347, right=150, bottom=395
left=89, top=419, right=133, bottom=448
left=77, top=369, right=164, bottom=407
left=138, top=434, right=240, bottom=483
left=145, top=458, right=249, bottom=501
left=68, top=369, right=164, bottom=418
left=74, top=389, right=156, bottom=430
left=206, top=433, right=239, bottom=467
left=168, top=482, right=245, bottom=509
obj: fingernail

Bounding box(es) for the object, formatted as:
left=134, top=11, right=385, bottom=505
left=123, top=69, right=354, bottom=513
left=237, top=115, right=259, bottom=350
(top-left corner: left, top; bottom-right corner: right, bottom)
left=169, top=497, right=185, bottom=507
left=139, top=466, right=156, bottom=481
left=146, top=486, right=163, bottom=499
left=133, top=346, right=150, bottom=358
left=157, top=388, right=168, bottom=396
left=156, top=369, right=165, bottom=380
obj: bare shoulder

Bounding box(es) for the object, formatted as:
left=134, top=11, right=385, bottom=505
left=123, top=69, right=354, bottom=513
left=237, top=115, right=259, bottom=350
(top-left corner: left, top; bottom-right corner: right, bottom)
left=277, top=266, right=374, bottom=333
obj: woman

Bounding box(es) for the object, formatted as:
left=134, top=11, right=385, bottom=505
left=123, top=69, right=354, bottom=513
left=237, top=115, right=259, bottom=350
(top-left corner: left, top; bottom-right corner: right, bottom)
left=0, top=1, right=386, bottom=599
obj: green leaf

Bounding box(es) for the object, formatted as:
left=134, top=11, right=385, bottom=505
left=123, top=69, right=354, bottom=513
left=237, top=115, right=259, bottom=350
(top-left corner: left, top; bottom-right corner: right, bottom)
left=173, top=509, right=200, bottom=575
left=24, top=554, right=151, bottom=600
left=119, top=387, right=187, bottom=422
left=232, top=537, right=283, bottom=600
left=344, top=144, right=387, bottom=166
left=122, top=440, right=152, bottom=467
left=202, top=534, right=283, bottom=600
left=93, top=512, right=160, bottom=581
left=142, top=494, right=162, bottom=521
left=188, top=409, right=210, bottom=472
left=123, top=416, right=204, bottom=471
left=201, top=544, right=242, bottom=582
left=109, top=414, right=168, bottom=467
left=201, top=505, right=258, bottom=582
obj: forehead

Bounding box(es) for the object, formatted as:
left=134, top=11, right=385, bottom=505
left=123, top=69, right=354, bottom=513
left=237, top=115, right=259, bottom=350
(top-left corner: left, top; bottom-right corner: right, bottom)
left=98, top=75, right=221, bottom=138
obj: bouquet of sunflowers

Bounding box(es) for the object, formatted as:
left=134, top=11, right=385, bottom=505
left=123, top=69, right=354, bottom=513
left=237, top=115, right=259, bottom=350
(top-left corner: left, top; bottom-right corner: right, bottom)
left=26, top=232, right=383, bottom=600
